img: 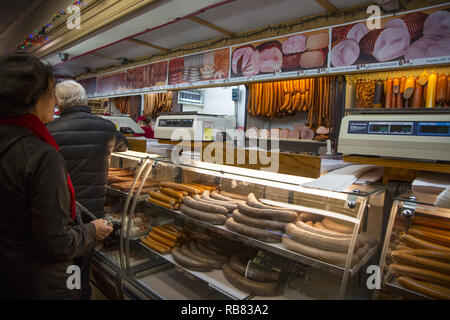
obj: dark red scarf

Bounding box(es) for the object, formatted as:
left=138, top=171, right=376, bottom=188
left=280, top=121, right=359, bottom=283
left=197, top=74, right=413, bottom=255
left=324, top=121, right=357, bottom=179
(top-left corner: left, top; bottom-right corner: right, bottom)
left=0, top=114, right=76, bottom=220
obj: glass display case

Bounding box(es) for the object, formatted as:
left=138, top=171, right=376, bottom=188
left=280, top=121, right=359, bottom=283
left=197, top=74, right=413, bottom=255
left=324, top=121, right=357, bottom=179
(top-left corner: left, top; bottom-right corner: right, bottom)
left=91, top=150, right=162, bottom=299
left=376, top=192, right=450, bottom=300
left=106, top=151, right=385, bottom=300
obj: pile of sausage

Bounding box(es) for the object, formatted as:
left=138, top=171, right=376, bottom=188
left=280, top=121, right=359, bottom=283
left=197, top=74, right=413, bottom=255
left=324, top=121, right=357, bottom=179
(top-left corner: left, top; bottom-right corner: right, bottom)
left=171, top=236, right=285, bottom=296
left=180, top=190, right=244, bottom=225
left=355, top=79, right=376, bottom=109
left=172, top=240, right=231, bottom=272
left=355, top=71, right=449, bottom=109
left=386, top=214, right=450, bottom=299
left=226, top=193, right=297, bottom=243
left=282, top=212, right=377, bottom=268
left=171, top=238, right=236, bottom=272
left=147, top=182, right=215, bottom=210
left=141, top=224, right=187, bottom=254
left=148, top=188, right=380, bottom=269
left=108, top=167, right=158, bottom=195
left=223, top=254, right=282, bottom=297
left=247, top=77, right=332, bottom=125
left=143, top=91, right=173, bottom=118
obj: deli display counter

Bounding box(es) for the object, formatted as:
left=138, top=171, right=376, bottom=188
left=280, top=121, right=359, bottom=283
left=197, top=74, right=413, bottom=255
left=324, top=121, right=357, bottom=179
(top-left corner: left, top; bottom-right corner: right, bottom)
left=376, top=191, right=450, bottom=300
left=98, top=150, right=386, bottom=300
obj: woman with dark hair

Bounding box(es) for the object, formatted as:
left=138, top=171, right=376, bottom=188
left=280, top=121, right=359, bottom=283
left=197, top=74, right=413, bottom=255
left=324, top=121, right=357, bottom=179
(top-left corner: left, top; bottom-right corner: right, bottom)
left=0, top=53, right=113, bottom=299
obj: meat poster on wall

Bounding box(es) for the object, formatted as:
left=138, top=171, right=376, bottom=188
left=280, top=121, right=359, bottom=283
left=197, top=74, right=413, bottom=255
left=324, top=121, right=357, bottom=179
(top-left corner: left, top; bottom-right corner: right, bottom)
left=151, top=60, right=168, bottom=87
left=126, top=60, right=168, bottom=89
left=97, top=71, right=127, bottom=94
left=330, top=5, right=450, bottom=70
left=230, top=28, right=329, bottom=78
left=78, top=77, right=97, bottom=95
left=85, top=4, right=449, bottom=98
left=168, top=48, right=230, bottom=85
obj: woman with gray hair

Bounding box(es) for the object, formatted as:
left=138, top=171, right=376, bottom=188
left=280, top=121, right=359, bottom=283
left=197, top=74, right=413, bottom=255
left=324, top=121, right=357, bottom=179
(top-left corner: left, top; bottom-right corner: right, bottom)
left=47, top=80, right=128, bottom=299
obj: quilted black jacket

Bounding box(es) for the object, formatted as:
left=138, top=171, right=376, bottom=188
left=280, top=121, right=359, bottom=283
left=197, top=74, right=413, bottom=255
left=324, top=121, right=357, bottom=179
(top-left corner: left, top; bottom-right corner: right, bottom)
left=47, top=106, right=128, bottom=218
left=0, top=125, right=96, bottom=299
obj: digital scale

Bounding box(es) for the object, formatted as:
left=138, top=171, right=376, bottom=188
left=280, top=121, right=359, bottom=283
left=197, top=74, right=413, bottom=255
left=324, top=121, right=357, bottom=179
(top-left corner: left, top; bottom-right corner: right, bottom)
left=338, top=114, right=450, bottom=162
left=100, top=115, right=144, bottom=135
left=154, top=112, right=236, bottom=141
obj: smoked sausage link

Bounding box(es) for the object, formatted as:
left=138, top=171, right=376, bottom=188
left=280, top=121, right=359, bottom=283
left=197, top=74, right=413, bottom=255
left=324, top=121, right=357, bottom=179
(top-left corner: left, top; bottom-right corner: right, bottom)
left=172, top=246, right=212, bottom=272
left=233, top=209, right=288, bottom=231
left=237, top=201, right=297, bottom=222
left=179, top=204, right=227, bottom=225
left=281, top=236, right=360, bottom=267
left=222, top=262, right=279, bottom=296
left=225, top=217, right=282, bottom=243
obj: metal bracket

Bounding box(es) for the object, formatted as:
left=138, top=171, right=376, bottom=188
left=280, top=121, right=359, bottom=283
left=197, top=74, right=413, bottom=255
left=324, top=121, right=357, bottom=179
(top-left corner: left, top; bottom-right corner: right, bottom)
left=346, top=190, right=360, bottom=209
left=401, top=201, right=416, bottom=218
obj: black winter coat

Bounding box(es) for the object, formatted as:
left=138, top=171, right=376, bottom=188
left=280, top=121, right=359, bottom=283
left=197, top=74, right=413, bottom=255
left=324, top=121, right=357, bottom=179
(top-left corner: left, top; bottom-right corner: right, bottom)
left=47, top=106, right=128, bottom=218
left=0, top=125, right=96, bottom=299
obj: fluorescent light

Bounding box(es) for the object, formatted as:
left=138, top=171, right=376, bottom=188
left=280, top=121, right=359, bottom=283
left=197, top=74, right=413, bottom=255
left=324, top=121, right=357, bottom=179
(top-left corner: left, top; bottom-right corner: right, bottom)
left=170, top=158, right=353, bottom=202
left=112, top=150, right=160, bottom=161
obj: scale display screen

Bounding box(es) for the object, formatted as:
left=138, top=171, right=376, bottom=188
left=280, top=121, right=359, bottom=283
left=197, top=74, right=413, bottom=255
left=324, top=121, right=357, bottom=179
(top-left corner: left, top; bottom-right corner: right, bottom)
left=158, top=119, right=193, bottom=127
left=349, top=121, right=450, bottom=137
left=418, top=122, right=450, bottom=135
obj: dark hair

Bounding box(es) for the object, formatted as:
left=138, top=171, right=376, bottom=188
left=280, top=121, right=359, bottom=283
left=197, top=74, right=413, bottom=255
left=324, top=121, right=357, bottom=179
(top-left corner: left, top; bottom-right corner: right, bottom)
left=0, top=53, right=54, bottom=117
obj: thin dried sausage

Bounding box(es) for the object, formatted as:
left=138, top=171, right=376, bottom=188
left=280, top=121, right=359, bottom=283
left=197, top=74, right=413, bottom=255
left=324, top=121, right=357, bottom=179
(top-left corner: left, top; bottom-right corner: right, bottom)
left=389, top=263, right=450, bottom=287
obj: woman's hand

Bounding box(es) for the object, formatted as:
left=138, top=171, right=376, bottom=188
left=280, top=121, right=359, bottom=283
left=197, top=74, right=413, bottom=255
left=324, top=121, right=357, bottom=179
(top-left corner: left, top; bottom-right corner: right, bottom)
left=90, top=219, right=113, bottom=241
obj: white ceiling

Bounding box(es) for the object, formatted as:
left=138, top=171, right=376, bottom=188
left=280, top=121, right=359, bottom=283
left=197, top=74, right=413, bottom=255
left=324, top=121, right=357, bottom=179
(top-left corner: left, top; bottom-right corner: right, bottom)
left=134, top=18, right=224, bottom=50
left=52, top=0, right=371, bottom=77
left=195, top=0, right=325, bottom=34
left=95, top=40, right=160, bottom=60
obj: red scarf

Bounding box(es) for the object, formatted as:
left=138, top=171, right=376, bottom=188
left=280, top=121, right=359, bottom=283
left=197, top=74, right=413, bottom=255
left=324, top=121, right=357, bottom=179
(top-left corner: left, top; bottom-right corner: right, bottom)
left=0, top=114, right=76, bottom=220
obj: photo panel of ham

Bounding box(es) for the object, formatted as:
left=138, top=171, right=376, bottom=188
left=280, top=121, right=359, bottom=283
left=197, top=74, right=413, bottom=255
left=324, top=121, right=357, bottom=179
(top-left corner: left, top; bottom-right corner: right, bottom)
left=330, top=5, right=450, bottom=69
left=168, top=48, right=230, bottom=85
left=231, top=29, right=329, bottom=78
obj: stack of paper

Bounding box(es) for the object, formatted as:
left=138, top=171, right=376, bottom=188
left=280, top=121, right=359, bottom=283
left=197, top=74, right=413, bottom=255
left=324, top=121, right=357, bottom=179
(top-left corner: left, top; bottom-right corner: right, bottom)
left=435, top=185, right=450, bottom=209
left=301, top=165, right=381, bottom=192
left=412, top=172, right=450, bottom=194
